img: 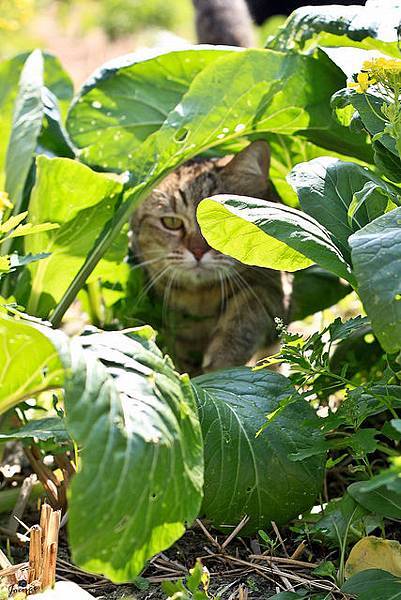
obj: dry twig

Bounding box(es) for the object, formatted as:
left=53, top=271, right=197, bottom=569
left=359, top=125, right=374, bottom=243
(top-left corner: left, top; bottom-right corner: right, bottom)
left=196, top=519, right=221, bottom=550
left=221, top=516, right=250, bottom=550
left=271, top=521, right=289, bottom=557
left=7, top=474, right=36, bottom=535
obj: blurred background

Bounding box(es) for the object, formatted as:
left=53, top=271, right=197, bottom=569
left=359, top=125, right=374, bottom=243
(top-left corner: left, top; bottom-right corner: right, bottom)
left=1, top=0, right=286, bottom=86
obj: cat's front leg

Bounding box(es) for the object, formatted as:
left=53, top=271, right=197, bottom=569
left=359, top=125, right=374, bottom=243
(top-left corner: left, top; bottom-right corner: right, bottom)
left=202, top=287, right=281, bottom=372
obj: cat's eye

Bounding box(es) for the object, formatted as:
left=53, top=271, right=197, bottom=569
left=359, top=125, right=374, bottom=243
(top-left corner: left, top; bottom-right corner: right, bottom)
left=161, top=216, right=184, bottom=230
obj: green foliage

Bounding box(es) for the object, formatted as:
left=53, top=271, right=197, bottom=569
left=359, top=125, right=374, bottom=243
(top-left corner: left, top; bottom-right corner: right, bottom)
left=193, top=368, right=325, bottom=534
left=197, top=196, right=355, bottom=284
left=5, top=49, right=44, bottom=214
left=162, top=560, right=217, bottom=600
left=313, top=493, right=379, bottom=552
left=0, top=195, right=59, bottom=280
left=0, top=315, right=64, bottom=415
left=349, top=208, right=401, bottom=354
left=0, top=416, right=70, bottom=444
left=98, top=0, right=193, bottom=40
left=1, top=2, right=401, bottom=589
left=0, top=316, right=204, bottom=582
left=67, top=47, right=233, bottom=170
left=0, top=50, right=73, bottom=189
left=267, top=2, right=401, bottom=56
left=67, top=46, right=370, bottom=172
left=287, top=158, right=400, bottom=259
left=342, top=569, right=401, bottom=599
left=267, top=134, right=356, bottom=208
left=21, top=155, right=124, bottom=317
left=348, top=475, right=401, bottom=520
left=63, top=327, right=203, bottom=582
left=291, top=267, right=351, bottom=322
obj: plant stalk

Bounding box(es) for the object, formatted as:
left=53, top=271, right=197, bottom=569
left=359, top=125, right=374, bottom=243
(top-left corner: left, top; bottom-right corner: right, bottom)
left=50, top=181, right=150, bottom=328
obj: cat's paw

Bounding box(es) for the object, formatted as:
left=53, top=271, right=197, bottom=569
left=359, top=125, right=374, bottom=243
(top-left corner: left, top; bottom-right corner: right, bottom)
left=202, top=351, right=231, bottom=373
left=202, top=353, right=218, bottom=373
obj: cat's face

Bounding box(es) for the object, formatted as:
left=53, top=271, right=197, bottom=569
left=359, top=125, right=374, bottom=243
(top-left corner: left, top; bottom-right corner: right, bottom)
left=130, top=141, right=272, bottom=288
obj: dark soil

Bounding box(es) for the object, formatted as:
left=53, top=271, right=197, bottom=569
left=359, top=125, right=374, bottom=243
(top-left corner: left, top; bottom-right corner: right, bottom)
left=0, top=443, right=350, bottom=600
left=3, top=507, right=334, bottom=600
left=51, top=522, right=278, bottom=599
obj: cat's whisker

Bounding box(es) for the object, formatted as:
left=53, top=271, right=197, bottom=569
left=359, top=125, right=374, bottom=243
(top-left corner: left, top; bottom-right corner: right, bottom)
left=218, top=271, right=226, bottom=318
left=162, top=271, right=177, bottom=325
left=221, top=270, right=232, bottom=316
left=243, top=264, right=280, bottom=284
left=225, top=272, right=244, bottom=328
left=130, top=256, right=164, bottom=271
left=231, top=271, right=270, bottom=321
left=136, top=265, right=172, bottom=304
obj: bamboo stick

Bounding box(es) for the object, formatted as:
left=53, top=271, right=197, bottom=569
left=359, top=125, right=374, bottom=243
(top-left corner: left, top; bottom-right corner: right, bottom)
left=28, top=525, right=42, bottom=584
left=40, top=505, right=61, bottom=590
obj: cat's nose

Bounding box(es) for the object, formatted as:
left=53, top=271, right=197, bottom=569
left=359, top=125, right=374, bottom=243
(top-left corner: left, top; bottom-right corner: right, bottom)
left=187, top=234, right=210, bottom=262
left=192, top=246, right=207, bottom=261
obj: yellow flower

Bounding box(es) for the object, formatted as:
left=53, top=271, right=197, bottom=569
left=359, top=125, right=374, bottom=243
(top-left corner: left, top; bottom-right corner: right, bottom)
left=363, top=57, right=401, bottom=74
left=348, top=72, right=375, bottom=94
left=0, top=191, right=12, bottom=211
left=361, top=57, right=401, bottom=99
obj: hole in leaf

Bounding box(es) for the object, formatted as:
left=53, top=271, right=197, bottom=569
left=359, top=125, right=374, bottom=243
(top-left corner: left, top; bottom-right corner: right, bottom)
left=174, top=127, right=189, bottom=143
left=364, top=333, right=375, bottom=344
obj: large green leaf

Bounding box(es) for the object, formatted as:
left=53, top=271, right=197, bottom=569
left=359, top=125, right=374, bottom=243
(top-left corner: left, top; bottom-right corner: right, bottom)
left=197, top=195, right=356, bottom=285
left=267, top=134, right=362, bottom=208
left=5, top=50, right=44, bottom=213
left=67, top=47, right=234, bottom=169
left=0, top=417, right=71, bottom=444
left=38, top=88, right=75, bottom=159
left=128, top=47, right=370, bottom=192
left=349, top=208, right=401, bottom=353
left=0, top=314, right=63, bottom=415
left=373, top=140, right=401, bottom=183
left=314, top=493, right=371, bottom=549
left=268, top=4, right=400, bottom=56
left=348, top=480, right=401, bottom=520
left=342, top=569, right=401, bottom=599
left=0, top=316, right=204, bottom=582
left=53, top=47, right=370, bottom=324
left=67, top=47, right=370, bottom=173
left=22, top=156, right=124, bottom=318
left=291, top=266, right=351, bottom=322
left=0, top=51, right=73, bottom=190
left=333, top=90, right=398, bottom=158
left=288, top=158, right=399, bottom=259
left=63, top=328, right=203, bottom=582
left=193, top=368, right=325, bottom=534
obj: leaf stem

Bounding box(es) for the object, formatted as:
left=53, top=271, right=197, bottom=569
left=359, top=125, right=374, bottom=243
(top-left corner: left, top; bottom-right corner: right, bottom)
left=50, top=180, right=150, bottom=328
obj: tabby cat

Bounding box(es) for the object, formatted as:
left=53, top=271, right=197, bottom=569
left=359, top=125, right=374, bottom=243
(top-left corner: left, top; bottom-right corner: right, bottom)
left=129, top=141, right=291, bottom=375
left=129, top=0, right=291, bottom=375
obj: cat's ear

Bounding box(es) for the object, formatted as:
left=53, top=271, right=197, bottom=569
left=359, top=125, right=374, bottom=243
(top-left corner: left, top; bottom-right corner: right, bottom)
left=224, top=141, right=271, bottom=179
